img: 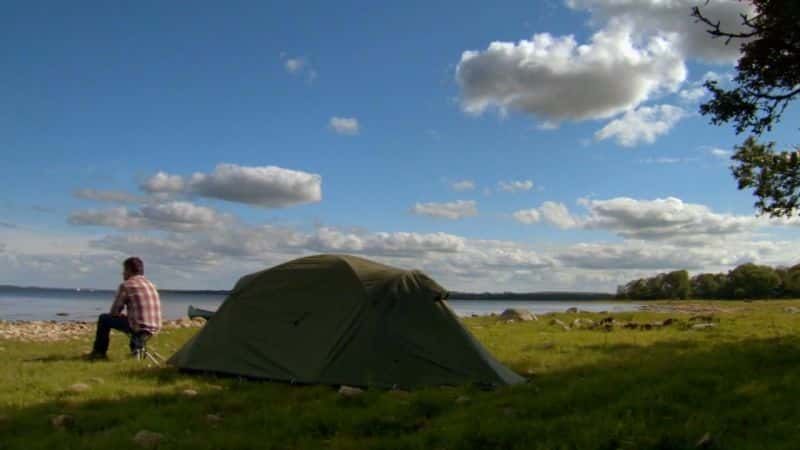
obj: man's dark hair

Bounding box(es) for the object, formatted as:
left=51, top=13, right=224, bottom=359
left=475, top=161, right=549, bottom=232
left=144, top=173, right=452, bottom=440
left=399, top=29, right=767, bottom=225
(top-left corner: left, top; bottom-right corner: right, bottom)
left=123, top=257, right=144, bottom=275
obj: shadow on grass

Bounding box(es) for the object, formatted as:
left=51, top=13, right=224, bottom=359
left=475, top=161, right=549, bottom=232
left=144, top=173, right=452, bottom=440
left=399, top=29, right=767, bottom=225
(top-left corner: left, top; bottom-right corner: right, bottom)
left=3, top=336, right=800, bottom=450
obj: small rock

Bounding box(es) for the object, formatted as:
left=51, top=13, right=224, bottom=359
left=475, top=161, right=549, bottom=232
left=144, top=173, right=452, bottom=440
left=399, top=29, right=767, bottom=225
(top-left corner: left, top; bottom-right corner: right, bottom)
left=56, top=312, right=69, bottom=317
left=338, top=385, right=364, bottom=397
left=455, top=395, right=471, bottom=404
left=499, top=308, right=537, bottom=322
left=505, top=319, right=515, bottom=324
left=133, top=430, right=164, bottom=449
left=695, top=432, right=713, bottom=448
left=88, top=377, right=105, bottom=384
left=205, top=414, right=223, bottom=425
left=565, top=307, right=578, bottom=314
left=182, top=389, right=198, bottom=397
left=67, top=383, right=90, bottom=393
left=208, top=384, right=223, bottom=390
left=783, top=307, right=800, bottom=314
left=572, top=318, right=595, bottom=329
left=51, top=414, right=74, bottom=429
left=691, top=323, right=716, bottom=330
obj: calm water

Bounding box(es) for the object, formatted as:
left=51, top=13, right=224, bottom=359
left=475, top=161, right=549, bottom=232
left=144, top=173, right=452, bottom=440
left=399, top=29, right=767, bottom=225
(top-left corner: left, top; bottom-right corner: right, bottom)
left=0, top=289, right=641, bottom=321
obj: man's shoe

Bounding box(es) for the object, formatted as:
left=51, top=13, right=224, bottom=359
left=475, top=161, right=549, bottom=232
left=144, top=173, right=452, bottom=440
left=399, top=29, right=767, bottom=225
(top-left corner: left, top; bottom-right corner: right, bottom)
left=83, top=352, right=108, bottom=361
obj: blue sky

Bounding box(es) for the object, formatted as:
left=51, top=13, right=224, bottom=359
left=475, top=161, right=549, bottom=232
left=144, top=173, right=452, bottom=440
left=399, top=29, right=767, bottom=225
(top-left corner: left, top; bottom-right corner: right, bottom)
left=2, top=0, right=799, bottom=290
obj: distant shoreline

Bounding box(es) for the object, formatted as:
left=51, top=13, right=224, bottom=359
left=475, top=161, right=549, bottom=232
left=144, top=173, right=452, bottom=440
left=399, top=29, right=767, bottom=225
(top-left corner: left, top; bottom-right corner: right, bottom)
left=0, top=284, right=614, bottom=301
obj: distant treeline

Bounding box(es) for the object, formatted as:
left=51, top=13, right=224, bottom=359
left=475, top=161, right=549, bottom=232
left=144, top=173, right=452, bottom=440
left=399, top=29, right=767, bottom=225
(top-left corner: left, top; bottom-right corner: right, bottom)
left=448, top=291, right=614, bottom=301
left=616, top=263, right=800, bottom=300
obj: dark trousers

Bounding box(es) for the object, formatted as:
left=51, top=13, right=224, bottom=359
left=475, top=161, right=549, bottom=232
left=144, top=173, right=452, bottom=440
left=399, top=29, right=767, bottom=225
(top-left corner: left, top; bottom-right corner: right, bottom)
left=92, top=313, right=144, bottom=354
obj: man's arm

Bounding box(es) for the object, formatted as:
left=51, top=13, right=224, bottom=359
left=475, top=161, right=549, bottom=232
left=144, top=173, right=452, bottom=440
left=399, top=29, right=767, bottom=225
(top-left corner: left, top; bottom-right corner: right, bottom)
left=110, top=284, right=126, bottom=316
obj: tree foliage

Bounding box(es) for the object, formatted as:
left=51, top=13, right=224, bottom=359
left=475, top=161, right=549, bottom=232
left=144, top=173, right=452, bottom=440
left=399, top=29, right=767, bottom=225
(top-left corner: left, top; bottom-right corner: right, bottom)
left=616, top=263, right=797, bottom=300
left=692, top=0, right=800, bottom=217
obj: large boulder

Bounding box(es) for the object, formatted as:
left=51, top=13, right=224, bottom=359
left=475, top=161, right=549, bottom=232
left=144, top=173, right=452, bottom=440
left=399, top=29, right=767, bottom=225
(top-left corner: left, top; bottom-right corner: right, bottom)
left=499, top=308, right=537, bottom=321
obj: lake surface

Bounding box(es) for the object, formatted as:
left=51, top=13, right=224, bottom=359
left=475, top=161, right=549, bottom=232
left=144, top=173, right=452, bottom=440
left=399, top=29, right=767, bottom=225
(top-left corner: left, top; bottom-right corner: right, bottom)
left=0, top=288, right=641, bottom=321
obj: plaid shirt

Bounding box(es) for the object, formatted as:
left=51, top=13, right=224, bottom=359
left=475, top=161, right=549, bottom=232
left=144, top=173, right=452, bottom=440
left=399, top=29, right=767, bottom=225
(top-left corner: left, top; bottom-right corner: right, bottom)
left=110, top=275, right=162, bottom=334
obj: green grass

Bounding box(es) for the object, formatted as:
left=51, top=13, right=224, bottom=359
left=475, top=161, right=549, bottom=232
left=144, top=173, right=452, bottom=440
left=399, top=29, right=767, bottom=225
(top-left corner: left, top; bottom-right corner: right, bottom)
left=2, top=300, right=800, bottom=449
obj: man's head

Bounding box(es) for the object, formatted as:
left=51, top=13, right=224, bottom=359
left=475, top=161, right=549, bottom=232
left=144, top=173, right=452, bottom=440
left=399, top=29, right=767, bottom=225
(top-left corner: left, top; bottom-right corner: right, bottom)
left=122, top=257, right=144, bottom=280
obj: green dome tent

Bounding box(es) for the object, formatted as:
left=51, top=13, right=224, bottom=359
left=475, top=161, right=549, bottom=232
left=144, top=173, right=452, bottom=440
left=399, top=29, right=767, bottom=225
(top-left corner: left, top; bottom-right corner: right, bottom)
left=168, top=254, right=524, bottom=388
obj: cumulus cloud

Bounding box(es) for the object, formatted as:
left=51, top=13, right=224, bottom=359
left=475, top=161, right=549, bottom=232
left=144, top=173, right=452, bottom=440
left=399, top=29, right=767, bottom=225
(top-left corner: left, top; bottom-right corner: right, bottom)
left=305, top=228, right=466, bottom=256
left=678, top=86, right=707, bottom=103
left=142, top=172, right=184, bottom=193
left=538, top=201, right=582, bottom=229
left=579, top=197, right=757, bottom=240
left=595, top=104, right=688, bottom=147
left=69, top=201, right=232, bottom=232
left=555, top=238, right=798, bottom=272
left=498, top=179, right=534, bottom=193
left=329, top=117, right=360, bottom=135
left=456, top=24, right=686, bottom=121
left=410, top=200, right=478, bottom=220
left=74, top=188, right=139, bottom=204
left=566, top=0, right=756, bottom=63
left=512, top=209, right=541, bottom=224
left=516, top=196, right=759, bottom=243
left=141, top=164, right=322, bottom=208
left=451, top=180, right=476, bottom=192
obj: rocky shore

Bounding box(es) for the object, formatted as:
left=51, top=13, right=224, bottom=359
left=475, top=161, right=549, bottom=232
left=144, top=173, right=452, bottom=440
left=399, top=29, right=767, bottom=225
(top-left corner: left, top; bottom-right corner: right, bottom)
left=0, top=317, right=207, bottom=342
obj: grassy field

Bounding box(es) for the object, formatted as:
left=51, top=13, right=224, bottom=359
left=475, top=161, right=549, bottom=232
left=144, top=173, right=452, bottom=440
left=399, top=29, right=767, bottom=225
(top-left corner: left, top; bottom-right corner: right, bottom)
left=2, top=300, right=800, bottom=449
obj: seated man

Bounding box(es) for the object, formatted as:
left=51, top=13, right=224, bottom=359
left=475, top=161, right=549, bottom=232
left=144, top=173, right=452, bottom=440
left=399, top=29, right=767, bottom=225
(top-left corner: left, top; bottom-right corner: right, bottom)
left=86, top=257, right=162, bottom=360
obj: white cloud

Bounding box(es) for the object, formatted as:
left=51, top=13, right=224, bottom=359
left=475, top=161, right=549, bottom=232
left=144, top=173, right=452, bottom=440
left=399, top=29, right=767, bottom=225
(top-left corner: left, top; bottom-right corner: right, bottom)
left=555, top=238, right=800, bottom=273
left=708, top=147, right=732, bottom=159
left=410, top=200, right=478, bottom=220
left=456, top=24, right=686, bottom=121
left=498, top=179, right=534, bottom=193
left=678, top=86, right=707, bottom=103
left=566, top=0, right=756, bottom=63
left=305, top=228, right=466, bottom=256
left=512, top=209, right=541, bottom=224
left=513, top=196, right=767, bottom=242
left=595, top=104, right=687, bottom=147
left=69, top=201, right=232, bottom=232
left=329, top=117, right=360, bottom=135
left=142, top=172, right=184, bottom=193
left=579, top=197, right=758, bottom=240
left=141, top=164, right=322, bottom=208
left=74, top=189, right=139, bottom=204
left=514, top=201, right=581, bottom=228
left=639, top=157, right=684, bottom=164
left=282, top=56, right=317, bottom=82
left=451, top=180, right=476, bottom=192
left=538, top=201, right=582, bottom=229
left=285, top=58, right=305, bottom=73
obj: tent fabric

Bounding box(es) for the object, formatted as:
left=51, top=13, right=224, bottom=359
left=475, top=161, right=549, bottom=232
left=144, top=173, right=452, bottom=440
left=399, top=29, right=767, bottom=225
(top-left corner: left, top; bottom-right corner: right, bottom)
left=168, top=254, right=524, bottom=388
